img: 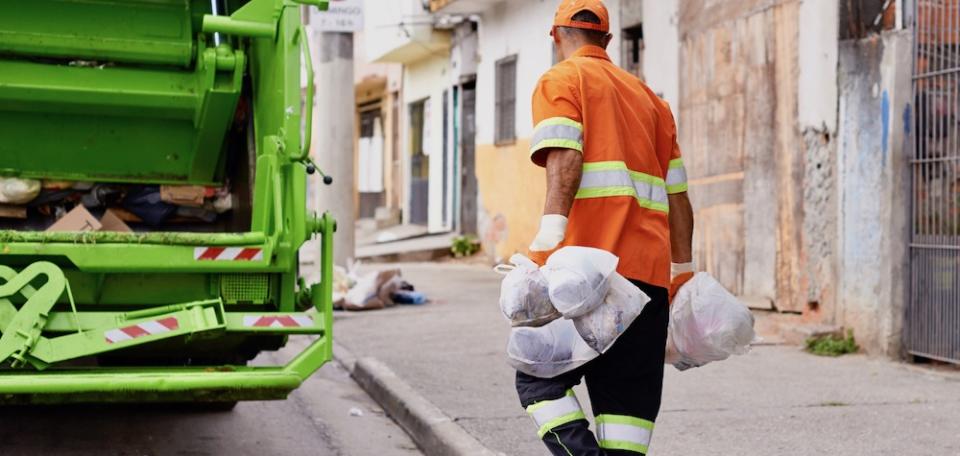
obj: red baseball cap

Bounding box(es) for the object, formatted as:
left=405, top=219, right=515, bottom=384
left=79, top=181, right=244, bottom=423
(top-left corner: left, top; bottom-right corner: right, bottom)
left=552, top=0, right=611, bottom=35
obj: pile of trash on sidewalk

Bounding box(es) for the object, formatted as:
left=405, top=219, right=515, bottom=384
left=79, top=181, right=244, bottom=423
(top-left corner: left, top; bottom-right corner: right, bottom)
left=497, top=246, right=757, bottom=378
left=0, top=177, right=236, bottom=232
left=332, top=264, right=427, bottom=311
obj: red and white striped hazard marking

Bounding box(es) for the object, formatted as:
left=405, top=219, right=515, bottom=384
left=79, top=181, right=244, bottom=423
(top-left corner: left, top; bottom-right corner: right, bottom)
left=194, top=247, right=263, bottom=261
left=104, top=317, right=180, bottom=344
left=243, top=315, right=314, bottom=328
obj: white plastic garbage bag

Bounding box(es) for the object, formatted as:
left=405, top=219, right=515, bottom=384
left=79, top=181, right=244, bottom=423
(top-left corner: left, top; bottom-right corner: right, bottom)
left=0, top=178, right=41, bottom=205
left=541, top=246, right=619, bottom=318
left=665, top=331, right=704, bottom=371
left=501, top=247, right=650, bottom=377
left=507, top=317, right=599, bottom=378
left=666, top=272, right=756, bottom=370
left=506, top=272, right=649, bottom=377
left=496, top=254, right=560, bottom=327
left=574, top=273, right=650, bottom=353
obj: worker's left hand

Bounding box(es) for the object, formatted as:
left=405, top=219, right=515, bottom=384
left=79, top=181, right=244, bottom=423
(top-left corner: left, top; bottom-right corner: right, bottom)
left=669, top=262, right=695, bottom=303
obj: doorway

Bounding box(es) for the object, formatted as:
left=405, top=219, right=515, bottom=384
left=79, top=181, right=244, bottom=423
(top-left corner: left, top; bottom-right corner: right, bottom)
left=409, top=99, right=429, bottom=226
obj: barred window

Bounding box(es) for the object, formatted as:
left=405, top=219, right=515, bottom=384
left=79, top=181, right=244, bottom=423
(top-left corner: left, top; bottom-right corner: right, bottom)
left=495, top=55, right=518, bottom=145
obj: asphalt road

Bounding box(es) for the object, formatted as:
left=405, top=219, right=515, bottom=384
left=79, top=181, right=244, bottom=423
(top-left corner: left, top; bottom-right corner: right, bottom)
left=0, top=342, right=421, bottom=456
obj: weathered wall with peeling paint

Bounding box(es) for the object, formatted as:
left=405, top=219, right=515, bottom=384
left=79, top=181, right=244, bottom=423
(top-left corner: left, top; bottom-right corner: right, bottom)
left=797, top=0, right=840, bottom=321
left=475, top=140, right=547, bottom=263
left=677, top=0, right=804, bottom=310
left=673, top=0, right=912, bottom=355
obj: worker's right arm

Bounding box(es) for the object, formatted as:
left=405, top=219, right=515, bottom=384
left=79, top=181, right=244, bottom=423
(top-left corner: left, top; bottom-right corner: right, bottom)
left=527, top=70, right=583, bottom=261
left=527, top=148, right=583, bottom=254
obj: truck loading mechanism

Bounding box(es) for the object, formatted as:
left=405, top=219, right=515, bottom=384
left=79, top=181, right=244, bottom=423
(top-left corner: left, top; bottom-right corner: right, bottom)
left=0, top=0, right=339, bottom=404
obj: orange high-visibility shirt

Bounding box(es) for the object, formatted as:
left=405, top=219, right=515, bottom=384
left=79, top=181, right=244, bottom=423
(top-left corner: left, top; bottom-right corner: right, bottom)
left=530, top=45, right=687, bottom=289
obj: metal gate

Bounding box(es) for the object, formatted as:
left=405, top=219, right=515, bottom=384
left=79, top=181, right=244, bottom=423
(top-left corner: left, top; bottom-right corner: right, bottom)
left=908, top=0, right=960, bottom=363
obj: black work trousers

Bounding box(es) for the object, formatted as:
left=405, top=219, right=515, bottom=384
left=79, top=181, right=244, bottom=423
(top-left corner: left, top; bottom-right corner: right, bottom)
left=516, top=280, right=669, bottom=455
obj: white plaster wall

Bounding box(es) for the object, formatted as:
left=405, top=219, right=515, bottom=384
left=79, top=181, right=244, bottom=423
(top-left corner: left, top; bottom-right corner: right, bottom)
left=476, top=0, right=622, bottom=145
left=798, top=0, right=839, bottom=131
left=353, top=32, right=404, bottom=90
left=450, top=22, right=479, bottom=84
left=404, top=55, right=452, bottom=232
left=363, top=0, right=428, bottom=62
left=641, top=0, right=679, bottom=118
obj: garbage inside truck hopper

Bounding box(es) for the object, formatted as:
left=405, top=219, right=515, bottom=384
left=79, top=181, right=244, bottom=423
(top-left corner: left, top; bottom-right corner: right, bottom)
left=0, top=0, right=337, bottom=405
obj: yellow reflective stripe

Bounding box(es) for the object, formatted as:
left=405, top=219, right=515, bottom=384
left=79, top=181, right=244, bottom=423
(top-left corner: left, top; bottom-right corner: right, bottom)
left=537, top=410, right=586, bottom=438
left=526, top=390, right=586, bottom=438
left=598, top=439, right=648, bottom=454
left=526, top=389, right=576, bottom=413
left=534, top=117, right=584, bottom=130
left=578, top=161, right=670, bottom=213
left=531, top=138, right=584, bottom=154
left=575, top=187, right=670, bottom=213
left=666, top=158, right=688, bottom=194
left=583, top=161, right=629, bottom=172
left=630, top=170, right=666, bottom=187
left=667, top=182, right=688, bottom=194
left=582, top=161, right=667, bottom=188
left=531, top=118, right=584, bottom=158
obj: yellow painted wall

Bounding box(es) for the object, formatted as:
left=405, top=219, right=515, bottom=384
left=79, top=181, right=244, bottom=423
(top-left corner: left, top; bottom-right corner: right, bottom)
left=475, top=139, right=547, bottom=262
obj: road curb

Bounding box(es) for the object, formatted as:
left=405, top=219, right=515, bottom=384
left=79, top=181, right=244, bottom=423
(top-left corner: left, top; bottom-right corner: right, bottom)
left=332, top=340, right=358, bottom=372
left=333, top=342, right=500, bottom=456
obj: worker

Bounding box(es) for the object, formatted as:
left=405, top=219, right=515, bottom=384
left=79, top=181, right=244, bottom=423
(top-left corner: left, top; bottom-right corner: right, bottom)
left=518, top=0, right=695, bottom=454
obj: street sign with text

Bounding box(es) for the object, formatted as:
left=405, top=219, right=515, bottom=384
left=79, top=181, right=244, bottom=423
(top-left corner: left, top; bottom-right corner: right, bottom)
left=313, top=0, right=364, bottom=32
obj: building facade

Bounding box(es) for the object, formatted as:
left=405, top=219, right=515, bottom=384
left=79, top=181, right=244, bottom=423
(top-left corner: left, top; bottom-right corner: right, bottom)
left=364, top=0, right=480, bottom=236
left=433, top=0, right=959, bottom=361
left=353, top=32, right=403, bottom=226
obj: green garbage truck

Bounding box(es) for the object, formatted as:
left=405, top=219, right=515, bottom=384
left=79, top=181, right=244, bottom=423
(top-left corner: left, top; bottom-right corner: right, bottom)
left=0, top=0, right=336, bottom=405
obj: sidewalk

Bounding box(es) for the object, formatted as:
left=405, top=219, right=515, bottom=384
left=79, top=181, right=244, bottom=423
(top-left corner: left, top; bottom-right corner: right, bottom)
left=334, top=262, right=960, bottom=455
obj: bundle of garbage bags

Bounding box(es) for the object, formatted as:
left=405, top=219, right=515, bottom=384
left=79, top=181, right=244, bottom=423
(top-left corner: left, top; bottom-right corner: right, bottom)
left=498, top=247, right=756, bottom=378
left=331, top=265, right=427, bottom=311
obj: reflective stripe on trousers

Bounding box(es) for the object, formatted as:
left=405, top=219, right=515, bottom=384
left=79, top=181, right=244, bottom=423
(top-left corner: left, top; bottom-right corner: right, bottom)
left=577, top=161, right=670, bottom=213
left=596, top=415, right=655, bottom=454
left=526, top=389, right=586, bottom=438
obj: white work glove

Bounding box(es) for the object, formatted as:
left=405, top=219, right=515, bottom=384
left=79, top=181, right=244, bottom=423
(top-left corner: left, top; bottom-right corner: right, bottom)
left=670, top=262, right=695, bottom=302
left=529, top=214, right=568, bottom=251
left=671, top=261, right=695, bottom=279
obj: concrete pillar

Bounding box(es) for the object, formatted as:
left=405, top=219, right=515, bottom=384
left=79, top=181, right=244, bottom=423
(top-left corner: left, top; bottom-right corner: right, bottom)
left=313, top=32, right=356, bottom=266
left=641, top=0, right=679, bottom=115
left=836, top=30, right=913, bottom=355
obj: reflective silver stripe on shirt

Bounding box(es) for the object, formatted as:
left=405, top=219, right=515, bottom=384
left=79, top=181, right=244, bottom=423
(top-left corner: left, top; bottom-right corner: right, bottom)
left=666, top=166, right=688, bottom=187
left=531, top=124, right=584, bottom=148
left=666, top=158, right=688, bottom=193
left=579, top=169, right=669, bottom=206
